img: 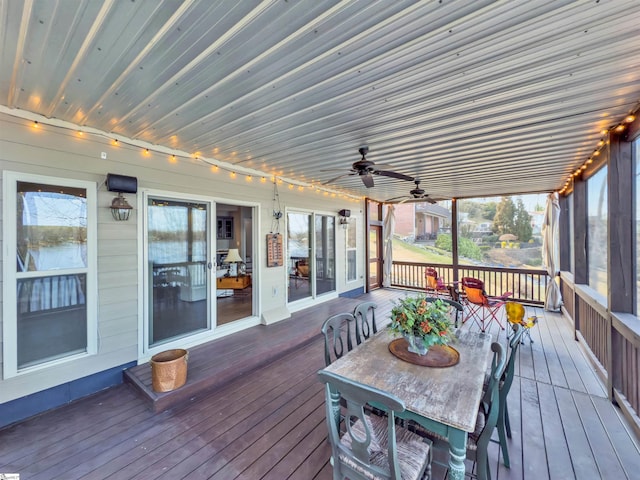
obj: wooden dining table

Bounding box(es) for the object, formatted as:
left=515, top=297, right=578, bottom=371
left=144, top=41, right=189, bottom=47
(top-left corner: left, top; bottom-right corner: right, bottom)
left=322, top=327, right=493, bottom=480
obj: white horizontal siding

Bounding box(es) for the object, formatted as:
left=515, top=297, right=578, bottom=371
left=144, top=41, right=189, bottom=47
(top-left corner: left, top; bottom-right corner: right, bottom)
left=0, top=112, right=363, bottom=403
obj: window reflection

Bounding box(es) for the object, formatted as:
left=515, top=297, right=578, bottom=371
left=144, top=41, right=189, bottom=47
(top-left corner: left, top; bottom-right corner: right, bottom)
left=17, top=182, right=87, bottom=272
left=587, top=167, right=608, bottom=299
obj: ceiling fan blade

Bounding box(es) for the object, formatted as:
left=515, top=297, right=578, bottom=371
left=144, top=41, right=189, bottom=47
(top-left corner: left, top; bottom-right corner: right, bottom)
left=374, top=170, right=414, bottom=182
left=361, top=173, right=375, bottom=188
left=384, top=195, right=407, bottom=202
left=403, top=196, right=438, bottom=204
left=323, top=172, right=355, bottom=185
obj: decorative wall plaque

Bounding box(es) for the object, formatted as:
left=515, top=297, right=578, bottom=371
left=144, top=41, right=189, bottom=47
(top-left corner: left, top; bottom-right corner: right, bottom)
left=266, top=233, right=283, bottom=267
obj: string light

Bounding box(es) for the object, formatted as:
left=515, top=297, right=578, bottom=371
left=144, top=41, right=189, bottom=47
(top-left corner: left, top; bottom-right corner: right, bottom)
left=16, top=114, right=364, bottom=201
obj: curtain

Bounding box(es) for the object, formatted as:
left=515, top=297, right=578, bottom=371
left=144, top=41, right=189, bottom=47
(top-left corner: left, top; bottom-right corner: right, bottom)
left=383, top=205, right=395, bottom=288
left=543, top=192, right=562, bottom=311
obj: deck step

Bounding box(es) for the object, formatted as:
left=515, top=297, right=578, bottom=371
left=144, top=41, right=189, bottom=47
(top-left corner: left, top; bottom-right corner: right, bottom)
left=124, top=321, right=322, bottom=412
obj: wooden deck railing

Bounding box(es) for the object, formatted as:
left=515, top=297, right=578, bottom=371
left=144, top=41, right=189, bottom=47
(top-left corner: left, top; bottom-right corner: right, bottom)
left=390, top=261, right=549, bottom=305
left=560, top=272, right=640, bottom=440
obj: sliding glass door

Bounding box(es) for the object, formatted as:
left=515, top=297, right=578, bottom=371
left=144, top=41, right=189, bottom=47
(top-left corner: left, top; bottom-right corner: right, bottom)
left=288, top=211, right=335, bottom=302
left=146, top=196, right=211, bottom=347
left=288, top=212, right=312, bottom=302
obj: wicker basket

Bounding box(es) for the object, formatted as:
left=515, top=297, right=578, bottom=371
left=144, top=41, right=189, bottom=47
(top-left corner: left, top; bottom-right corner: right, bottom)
left=150, top=349, right=188, bottom=392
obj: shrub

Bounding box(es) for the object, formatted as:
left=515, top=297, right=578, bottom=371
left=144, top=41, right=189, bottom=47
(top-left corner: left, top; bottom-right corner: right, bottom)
left=435, top=234, right=482, bottom=261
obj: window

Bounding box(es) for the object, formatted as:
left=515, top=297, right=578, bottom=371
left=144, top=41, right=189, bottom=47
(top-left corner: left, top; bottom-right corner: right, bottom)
left=217, top=216, right=233, bottom=239
left=587, top=166, right=608, bottom=299
left=567, top=193, right=574, bottom=274
left=346, top=219, right=357, bottom=282
left=3, top=173, right=97, bottom=376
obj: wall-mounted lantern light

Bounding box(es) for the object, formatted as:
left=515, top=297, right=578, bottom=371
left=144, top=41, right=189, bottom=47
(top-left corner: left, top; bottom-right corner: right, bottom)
left=106, top=173, right=138, bottom=221
left=110, top=192, right=133, bottom=221
left=338, top=209, right=351, bottom=229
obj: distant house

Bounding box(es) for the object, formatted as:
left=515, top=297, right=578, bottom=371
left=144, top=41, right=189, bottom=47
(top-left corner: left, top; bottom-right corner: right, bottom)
left=393, top=202, right=451, bottom=240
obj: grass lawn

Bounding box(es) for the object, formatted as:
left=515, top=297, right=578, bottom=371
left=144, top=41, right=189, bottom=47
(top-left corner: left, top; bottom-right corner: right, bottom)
left=392, top=238, right=475, bottom=265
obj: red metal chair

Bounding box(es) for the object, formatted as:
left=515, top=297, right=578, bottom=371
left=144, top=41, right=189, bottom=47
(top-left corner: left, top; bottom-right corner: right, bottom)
left=460, top=277, right=512, bottom=332
left=425, top=267, right=450, bottom=298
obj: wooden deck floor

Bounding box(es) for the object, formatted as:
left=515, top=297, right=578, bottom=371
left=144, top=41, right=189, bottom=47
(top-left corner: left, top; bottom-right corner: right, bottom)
left=1, top=288, right=639, bottom=479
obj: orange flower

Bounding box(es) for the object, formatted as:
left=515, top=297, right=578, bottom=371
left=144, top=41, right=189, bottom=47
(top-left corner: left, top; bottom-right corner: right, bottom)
left=420, top=321, right=432, bottom=333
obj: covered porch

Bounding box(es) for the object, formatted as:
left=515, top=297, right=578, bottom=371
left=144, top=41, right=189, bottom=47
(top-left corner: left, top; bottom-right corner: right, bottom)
left=2, top=288, right=638, bottom=479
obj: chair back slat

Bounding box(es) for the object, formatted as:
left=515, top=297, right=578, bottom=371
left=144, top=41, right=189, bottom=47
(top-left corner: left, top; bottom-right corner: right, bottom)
left=353, top=302, right=378, bottom=345
left=503, top=323, right=524, bottom=394
left=321, top=313, right=355, bottom=366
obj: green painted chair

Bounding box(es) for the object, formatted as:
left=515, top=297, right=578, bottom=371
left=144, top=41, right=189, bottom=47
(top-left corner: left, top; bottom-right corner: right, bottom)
left=321, top=312, right=357, bottom=431
left=321, top=312, right=356, bottom=367
left=318, top=370, right=433, bottom=480
left=353, top=302, right=378, bottom=345
left=410, top=342, right=506, bottom=480
left=496, top=323, right=524, bottom=468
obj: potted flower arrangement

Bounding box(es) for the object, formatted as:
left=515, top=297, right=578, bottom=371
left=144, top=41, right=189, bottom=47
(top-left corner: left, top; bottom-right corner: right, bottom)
left=390, top=295, right=455, bottom=355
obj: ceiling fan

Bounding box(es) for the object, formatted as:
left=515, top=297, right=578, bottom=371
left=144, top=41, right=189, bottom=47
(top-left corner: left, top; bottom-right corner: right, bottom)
left=385, top=179, right=437, bottom=204
left=323, top=147, right=414, bottom=188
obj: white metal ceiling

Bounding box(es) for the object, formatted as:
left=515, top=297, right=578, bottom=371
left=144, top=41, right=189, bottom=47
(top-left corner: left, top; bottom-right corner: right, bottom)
left=1, top=0, right=639, bottom=202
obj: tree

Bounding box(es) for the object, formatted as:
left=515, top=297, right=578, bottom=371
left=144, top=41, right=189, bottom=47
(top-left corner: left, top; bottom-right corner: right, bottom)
left=458, top=200, right=481, bottom=218
left=481, top=202, right=497, bottom=220
left=514, top=199, right=532, bottom=242
left=492, top=197, right=516, bottom=235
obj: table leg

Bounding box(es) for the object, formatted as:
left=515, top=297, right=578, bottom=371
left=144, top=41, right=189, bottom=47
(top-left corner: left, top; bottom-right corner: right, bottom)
left=329, top=386, right=341, bottom=433
left=447, top=429, right=467, bottom=480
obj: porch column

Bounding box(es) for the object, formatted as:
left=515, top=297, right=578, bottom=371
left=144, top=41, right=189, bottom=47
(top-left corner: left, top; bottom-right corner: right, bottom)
left=558, top=196, right=570, bottom=273
left=572, top=178, right=587, bottom=336
left=451, top=198, right=459, bottom=283
left=607, top=130, right=634, bottom=399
